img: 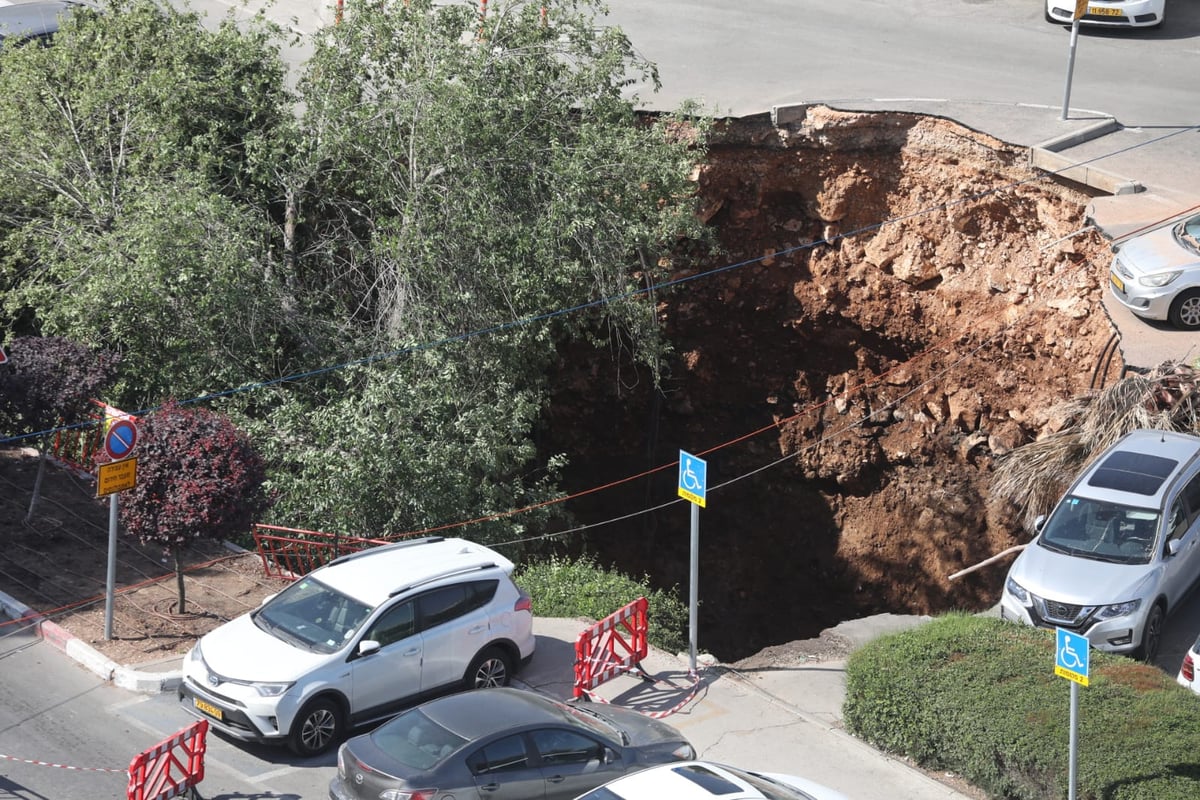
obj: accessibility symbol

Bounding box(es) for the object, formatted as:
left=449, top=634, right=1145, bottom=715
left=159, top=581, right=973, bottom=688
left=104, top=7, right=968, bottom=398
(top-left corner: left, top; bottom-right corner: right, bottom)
left=678, top=450, right=707, bottom=508
left=1055, top=627, right=1089, bottom=686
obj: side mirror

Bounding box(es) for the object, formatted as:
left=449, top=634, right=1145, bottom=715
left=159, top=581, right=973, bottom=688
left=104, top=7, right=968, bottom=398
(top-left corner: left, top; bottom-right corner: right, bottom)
left=1167, top=539, right=1182, bottom=558
left=358, top=640, right=381, bottom=657
left=1034, top=515, right=1046, bottom=533
left=603, top=748, right=618, bottom=765
left=260, top=593, right=277, bottom=607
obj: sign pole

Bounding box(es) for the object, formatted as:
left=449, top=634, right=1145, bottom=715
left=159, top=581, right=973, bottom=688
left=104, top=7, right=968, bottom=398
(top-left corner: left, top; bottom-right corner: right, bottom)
left=105, top=493, right=118, bottom=640
left=1068, top=680, right=1079, bottom=800
left=1055, top=626, right=1088, bottom=800
left=688, top=502, right=699, bottom=672
left=1060, top=0, right=1086, bottom=119
left=678, top=450, right=708, bottom=673
left=100, top=415, right=139, bottom=641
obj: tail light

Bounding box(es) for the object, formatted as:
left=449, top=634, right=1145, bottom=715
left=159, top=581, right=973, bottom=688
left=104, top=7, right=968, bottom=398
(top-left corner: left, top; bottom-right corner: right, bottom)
left=514, top=590, right=532, bottom=614
left=1184, top=652, right=1195, bottom=683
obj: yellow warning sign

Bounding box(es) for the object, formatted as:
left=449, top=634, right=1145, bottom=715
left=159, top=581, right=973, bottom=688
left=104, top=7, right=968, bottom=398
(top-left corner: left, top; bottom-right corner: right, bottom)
left=97, top=457, right=137, bottom=496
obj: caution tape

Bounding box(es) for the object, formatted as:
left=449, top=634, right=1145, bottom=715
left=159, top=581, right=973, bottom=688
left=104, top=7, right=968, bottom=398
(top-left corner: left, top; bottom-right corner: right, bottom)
left=0, top=752, right=127, bottom=774
left=578, top=665, right=704, bottom=719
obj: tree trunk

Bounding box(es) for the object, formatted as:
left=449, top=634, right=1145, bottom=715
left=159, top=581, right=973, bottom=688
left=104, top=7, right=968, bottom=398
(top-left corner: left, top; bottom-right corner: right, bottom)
left=174, top=545, right=187, bottom=615
left=23, top=437, right=48, bottom=525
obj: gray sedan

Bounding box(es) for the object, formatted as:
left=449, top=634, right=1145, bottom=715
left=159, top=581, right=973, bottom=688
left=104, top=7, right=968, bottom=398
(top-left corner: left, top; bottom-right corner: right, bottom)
left=329, top=687, right=695, bottom=800
left=1110, top=213, right=1200, bottom=329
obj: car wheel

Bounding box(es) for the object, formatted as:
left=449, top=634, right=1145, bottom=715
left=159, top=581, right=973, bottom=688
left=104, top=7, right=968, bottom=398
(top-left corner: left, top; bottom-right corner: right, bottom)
left=1138, top=603, right=1166, bottom=663
left=465, top=646, right=514, bottom=689
left=288, top=697, right=343, bottom=757
left=1168, top=290, right=1200, bottom=329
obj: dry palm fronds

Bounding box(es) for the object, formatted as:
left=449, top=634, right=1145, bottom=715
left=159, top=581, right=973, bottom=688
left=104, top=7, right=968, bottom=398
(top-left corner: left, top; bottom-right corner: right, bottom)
left=990, top=361, right=1200, bottom=532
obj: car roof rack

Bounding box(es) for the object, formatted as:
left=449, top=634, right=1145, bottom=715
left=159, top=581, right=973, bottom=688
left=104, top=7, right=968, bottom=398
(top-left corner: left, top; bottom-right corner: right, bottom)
left=388, top=563, right=498, bottom=598
left=325, top=535, right=446, bottom=568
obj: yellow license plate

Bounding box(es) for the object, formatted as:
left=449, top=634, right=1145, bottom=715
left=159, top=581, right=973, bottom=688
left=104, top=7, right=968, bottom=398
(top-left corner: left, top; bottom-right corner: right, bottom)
left=1110, top=272, right=1125, bottom=292
left=194, top=698, right=224, bottom=721
left=1089, top=6, right=1123, bottom=15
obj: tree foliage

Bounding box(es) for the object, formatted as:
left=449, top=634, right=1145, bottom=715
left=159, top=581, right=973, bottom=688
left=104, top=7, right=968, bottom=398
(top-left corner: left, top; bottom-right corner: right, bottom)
left=0, top=0, right=711, bottom=547
left=119, top=401, right=271, bottom=611
left=0, top=0, right=299, bottom=405
left=0, top=336, right=118, bottom=436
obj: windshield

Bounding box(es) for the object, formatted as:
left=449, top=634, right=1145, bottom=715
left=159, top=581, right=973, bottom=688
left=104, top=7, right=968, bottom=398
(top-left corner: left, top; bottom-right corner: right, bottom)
left=371, top=708, right=468, bottom=770
left=252, top=577, right=371, bottom=654
left=1038, top=496, right=1160, bottom=565
left=1174, top=214, right=1200, bottom=254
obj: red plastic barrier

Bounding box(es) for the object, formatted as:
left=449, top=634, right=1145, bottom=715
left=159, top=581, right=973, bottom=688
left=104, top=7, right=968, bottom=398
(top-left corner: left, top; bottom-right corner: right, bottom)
left=51, top=400, right=133, bottom=473
left=126, top=720, right=208, bottom=800
left=573, top=597, right=649, bottom=699
left=252, top=523, right=390, bottom=580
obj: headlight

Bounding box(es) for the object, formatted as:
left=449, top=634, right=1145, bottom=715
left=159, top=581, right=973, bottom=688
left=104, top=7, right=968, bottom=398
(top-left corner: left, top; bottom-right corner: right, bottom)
left=253, top=682, right=295, bottom=697
left=1005, top=576, right=1029, bottom=604
left=1139, top=270, right=1182, bottom=287
left=188, top=642, right=204, bottom=663
left=1097, top=599, right=1140, bottom=619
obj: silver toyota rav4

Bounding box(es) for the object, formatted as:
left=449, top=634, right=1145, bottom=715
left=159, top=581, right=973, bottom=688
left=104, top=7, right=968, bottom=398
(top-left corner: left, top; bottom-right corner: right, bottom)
left=1001, top=429, right=1200, bottom=661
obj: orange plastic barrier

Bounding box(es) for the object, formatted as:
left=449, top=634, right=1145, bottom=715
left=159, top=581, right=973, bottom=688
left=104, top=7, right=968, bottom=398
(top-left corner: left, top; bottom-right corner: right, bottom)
left=573, top=597, right=650, bottom=699
left=252, top=523, right=390, bottom=580
left=126, top=720, right=208, bottom=800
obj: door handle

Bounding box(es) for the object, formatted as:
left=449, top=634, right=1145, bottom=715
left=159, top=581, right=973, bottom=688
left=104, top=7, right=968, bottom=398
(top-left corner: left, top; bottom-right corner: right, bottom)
left=546, top=775, right=565, bottom=783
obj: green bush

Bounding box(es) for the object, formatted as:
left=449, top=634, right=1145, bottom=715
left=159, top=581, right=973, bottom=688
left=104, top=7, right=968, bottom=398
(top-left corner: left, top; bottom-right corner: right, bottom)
left=843, top=613, right=1200, bottom=799
left=514, top=554, right=689, bottom=655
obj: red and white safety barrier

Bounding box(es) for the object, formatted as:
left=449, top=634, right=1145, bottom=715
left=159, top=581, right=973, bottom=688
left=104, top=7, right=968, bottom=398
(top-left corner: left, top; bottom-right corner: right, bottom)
left=574, top=597, right=650, bottom=698
left=572, top=597, right=703, bottom=718
left=127, top=720, right=208, bottom=800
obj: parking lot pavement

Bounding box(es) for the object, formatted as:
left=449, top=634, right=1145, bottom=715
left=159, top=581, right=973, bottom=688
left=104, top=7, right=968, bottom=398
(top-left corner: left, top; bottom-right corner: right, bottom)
left=518, top=616, right=977, bottom=800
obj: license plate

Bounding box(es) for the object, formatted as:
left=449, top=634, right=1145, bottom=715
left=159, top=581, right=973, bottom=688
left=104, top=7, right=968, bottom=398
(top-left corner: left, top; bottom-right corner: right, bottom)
left=194, top=698, right=224, bottom=721
left=1110, top=272, right=1125, bottom=292
left=1089, top=6, right=1123, bottom=16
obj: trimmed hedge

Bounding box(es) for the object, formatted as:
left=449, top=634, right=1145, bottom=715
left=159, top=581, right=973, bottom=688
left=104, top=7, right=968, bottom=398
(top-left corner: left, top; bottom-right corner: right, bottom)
left=514, top=554, right=689, bottom=655
left=843, top=613, right=1200, bottom=799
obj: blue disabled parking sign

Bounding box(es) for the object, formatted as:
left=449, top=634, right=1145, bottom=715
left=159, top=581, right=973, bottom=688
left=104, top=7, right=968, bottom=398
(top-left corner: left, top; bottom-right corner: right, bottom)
left=678, top=450, right=707, bottom=508
left=1055, top=627, right=1089, bottom=686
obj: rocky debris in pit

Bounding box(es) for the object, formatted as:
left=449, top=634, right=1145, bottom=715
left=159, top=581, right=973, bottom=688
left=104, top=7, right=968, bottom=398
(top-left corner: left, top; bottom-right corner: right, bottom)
left=541, top=106, right=1120, bottom=661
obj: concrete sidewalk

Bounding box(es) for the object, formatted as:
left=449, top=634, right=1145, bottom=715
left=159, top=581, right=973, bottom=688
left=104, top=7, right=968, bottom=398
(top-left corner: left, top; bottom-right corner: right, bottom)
left=517, top=616, right=975, bottom=800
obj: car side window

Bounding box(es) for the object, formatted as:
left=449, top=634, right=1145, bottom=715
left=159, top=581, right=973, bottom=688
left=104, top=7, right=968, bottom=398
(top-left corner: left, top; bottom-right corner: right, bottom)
left=417, top=585, right=470, bottom=631
left=1167, top=499, right=1190, bottom=543
left=529, top=729, right=604, bottom=766
left=1183, top=472, right=1200, bottom=525
left=466, top=734, right=529, bottom=775
left=365, top=600, right=415, bottom=647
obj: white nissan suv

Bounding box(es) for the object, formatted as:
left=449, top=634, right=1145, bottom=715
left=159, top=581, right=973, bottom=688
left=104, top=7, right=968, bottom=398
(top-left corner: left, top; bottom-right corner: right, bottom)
left=179, top=536, right=535, bottom=756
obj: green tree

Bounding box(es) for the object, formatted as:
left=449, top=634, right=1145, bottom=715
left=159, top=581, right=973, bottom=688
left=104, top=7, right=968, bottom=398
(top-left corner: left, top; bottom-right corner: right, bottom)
left=119, top=401, right=271, bottom=613
left=294, top=0, right=707, bottom=359
left=251, top=0, right=709, bottom=532
left=0, top=0, right=299, bottom=406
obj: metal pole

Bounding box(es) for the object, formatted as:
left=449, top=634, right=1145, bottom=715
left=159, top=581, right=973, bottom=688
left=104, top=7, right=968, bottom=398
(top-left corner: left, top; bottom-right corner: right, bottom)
left=104, top=493, right=118, bottom=640
left=1068, top=680, right=1079, bottom=800
left=688, top=501, right=699, bottom=672
left=1060, top=19, right=1081, bottom=120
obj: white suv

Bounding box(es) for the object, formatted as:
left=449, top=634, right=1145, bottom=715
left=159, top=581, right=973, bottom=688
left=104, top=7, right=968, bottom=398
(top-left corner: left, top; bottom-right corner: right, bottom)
left=1001, top=429, right=1200, bottom=662
left=179, top=537, right=535, bottom=756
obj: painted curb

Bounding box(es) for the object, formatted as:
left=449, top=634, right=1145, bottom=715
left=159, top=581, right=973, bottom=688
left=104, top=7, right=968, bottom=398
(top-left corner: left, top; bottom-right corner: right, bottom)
left=0, top=584, right=181, bottom=693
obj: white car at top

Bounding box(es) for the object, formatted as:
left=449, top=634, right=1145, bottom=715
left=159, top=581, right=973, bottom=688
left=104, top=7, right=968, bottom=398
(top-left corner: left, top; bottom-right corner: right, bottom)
left=1045, top=0, right=1164, bottom=27
left=572, top=761, right=851, bottom=800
